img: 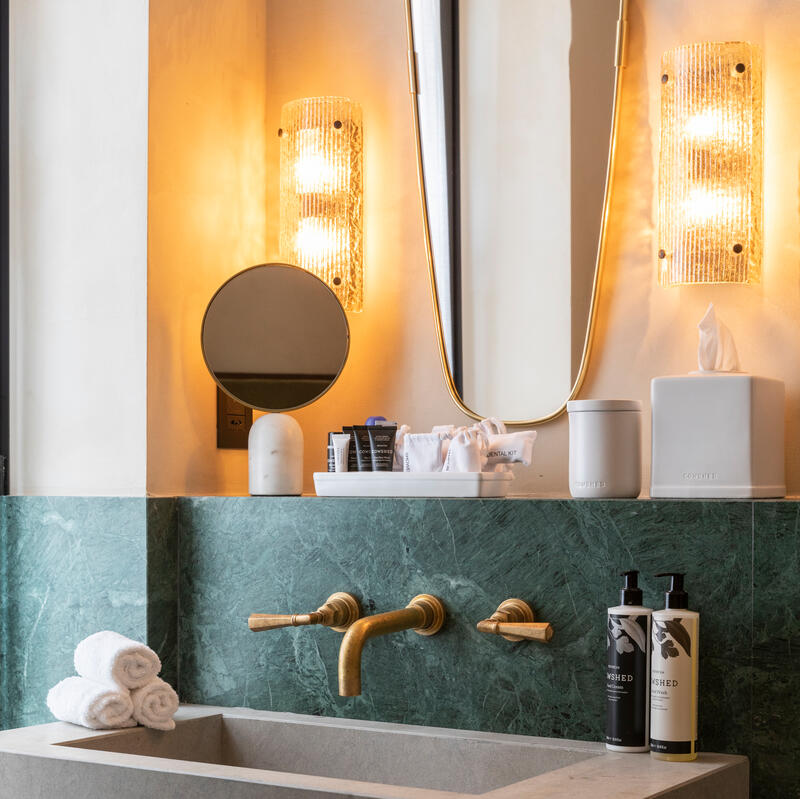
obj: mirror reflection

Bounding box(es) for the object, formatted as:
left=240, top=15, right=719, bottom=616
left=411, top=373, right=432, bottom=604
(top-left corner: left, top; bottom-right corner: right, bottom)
left=410, top=0, right=622, bottom=421
left=202, top=264, right=350, bottom=412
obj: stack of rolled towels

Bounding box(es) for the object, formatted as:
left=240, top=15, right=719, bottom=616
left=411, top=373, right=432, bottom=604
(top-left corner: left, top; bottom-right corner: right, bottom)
left=47, top=631, right=179, bottom=731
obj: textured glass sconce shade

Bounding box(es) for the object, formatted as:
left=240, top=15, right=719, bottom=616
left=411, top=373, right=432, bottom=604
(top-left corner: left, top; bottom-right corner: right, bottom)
left=657, top=42, right=763, bottom=286
left=280, top=97, right=363, bottom=311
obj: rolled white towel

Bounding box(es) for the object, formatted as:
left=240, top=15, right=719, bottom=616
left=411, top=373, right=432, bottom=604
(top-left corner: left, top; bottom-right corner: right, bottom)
left=131, top=678, right=179, bottom=731
left=74, top=631, right=161, bottom=690
left=47, top=676, right=136, bottom=730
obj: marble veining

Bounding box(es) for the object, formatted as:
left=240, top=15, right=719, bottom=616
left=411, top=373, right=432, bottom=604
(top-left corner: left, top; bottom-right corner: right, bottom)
left=0, top=496, right=796, bottom=798
left=0, top=497, right=176, bottom=729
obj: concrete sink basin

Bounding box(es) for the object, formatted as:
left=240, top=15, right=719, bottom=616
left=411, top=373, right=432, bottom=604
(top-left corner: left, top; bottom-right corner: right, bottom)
left=0, top=705, right=747, bottom=798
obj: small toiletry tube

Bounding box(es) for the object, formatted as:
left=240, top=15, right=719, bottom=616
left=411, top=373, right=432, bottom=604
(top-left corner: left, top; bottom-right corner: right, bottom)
left=403, top=433, right=444, bottom=472
left=367, top=424, right=397, bottom=471
left=485, top=431, right=537, bottom=467
left=352, top=426, right=373, bottom=472
left=342, top=426, right=359, bottom=472
left=329, top=433, right=351, bottom=473
left=394, top=424, right=410, bottom=471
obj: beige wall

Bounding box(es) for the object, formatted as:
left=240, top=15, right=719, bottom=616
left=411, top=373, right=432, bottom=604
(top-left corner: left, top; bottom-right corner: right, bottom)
left=11, top=0, right=148, bottom=495
left=148, top=0, right=800, bottom=497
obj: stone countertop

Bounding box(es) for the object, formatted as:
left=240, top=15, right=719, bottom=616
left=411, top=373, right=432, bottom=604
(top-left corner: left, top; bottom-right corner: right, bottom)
left=0, top=706, right=748, bottom=799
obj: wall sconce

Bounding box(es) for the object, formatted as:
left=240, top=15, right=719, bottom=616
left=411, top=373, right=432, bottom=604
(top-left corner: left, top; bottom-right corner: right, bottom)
left=657, top=42, right=763, bottom=286
left=280, top=97, right=363, bottom=311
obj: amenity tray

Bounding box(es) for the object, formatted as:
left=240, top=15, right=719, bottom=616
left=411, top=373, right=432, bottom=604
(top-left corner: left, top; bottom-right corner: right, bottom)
left=313, top=471, right=514, bottom=498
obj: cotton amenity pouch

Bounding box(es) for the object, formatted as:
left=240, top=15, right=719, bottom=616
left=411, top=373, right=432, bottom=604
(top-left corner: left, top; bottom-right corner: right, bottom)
left=443, top=430, right=485, bottom=472
left=404, top=433, right=445, bottom=472
left=485, top=431, right=537, bottom=467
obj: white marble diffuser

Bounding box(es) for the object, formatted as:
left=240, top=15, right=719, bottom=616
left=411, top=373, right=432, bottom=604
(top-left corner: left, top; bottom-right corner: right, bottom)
left=248, top=414, right=303, bottom=496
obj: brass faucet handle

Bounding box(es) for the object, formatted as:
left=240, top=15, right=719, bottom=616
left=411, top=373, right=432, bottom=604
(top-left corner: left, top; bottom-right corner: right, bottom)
left=477, top=598, right=553, bottom=643
left=249, top=592, right=361, bottom=633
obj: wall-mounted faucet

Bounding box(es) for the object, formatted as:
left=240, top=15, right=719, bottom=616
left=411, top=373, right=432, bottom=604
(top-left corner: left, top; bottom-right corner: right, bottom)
left=338, top=594, right=445, bottom=696
left=476, top=599, right=553, bottom=642
left=249, top=592, right=360, bottom=633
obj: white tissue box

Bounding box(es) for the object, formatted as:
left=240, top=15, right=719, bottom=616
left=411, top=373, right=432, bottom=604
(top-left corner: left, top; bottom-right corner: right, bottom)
left=650, top=374, right=785, bottom=498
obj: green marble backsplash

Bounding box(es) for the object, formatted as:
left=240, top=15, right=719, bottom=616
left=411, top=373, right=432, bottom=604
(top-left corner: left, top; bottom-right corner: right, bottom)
left=1, top=496, right=797, bottom=798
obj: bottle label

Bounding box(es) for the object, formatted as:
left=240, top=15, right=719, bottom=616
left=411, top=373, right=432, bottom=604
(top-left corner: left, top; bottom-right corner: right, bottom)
left=606, top=613, right=649, bottom=747
left=650, top=615, right=698, bottom=754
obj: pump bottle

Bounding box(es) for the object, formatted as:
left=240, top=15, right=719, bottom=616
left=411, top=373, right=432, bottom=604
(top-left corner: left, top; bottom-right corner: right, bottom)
left=650, top=573, right=699, bottom=761
left=606, top=570, right=652, bottom=752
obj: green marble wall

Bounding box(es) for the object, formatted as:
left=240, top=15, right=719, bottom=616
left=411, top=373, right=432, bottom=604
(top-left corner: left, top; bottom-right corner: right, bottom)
left=177, top=497, right=795, bottom=799
left=0, top=497, right=178, bottom=729
left=1, top=495, right=796, bottom=798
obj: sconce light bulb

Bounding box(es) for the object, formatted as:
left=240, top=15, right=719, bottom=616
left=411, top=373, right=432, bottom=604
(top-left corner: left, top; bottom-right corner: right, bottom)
left=682, top=189, right=739, bottom=224
left=295, top=217, right=346, bottom=265
left=280, top=97, right=363, bottom=311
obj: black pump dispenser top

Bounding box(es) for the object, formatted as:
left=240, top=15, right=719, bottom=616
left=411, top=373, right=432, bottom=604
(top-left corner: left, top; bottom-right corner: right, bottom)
left=620, top=570, right=643, bottom=606
left=656, top=572, right=689, bottom=609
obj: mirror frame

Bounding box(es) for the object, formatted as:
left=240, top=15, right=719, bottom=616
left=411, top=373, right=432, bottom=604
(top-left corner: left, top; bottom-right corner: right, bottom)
left=201, top=262, right=351, bottom=413
left=405, top=0, right=629, bottom=425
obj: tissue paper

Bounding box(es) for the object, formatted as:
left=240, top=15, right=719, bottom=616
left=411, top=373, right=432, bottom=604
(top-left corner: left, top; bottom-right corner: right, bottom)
left=697, top=303, right=740, bottom=372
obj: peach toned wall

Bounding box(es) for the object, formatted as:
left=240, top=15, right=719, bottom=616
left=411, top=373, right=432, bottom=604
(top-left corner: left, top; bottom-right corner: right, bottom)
left=148, top=0, right=461, bottom=495
left=148, top=0, right=800, bottom=497
left=148, top=0, right=270, bottom=494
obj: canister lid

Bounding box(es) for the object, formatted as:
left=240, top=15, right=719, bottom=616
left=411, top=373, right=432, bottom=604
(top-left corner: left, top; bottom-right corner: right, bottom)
left=566, top=399, right=642, bottom=413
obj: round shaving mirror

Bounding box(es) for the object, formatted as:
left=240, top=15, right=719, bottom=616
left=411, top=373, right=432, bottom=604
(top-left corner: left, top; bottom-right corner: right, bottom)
left=201, top=263, right=350, bottom=412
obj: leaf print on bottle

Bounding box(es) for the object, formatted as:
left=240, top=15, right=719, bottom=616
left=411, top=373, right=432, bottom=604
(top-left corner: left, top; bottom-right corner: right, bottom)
left=652, top=620, right=687, bottom=660
left=617, top=616, right=646, bottom=653
left=608, top=616, right=643, bottom=654
left=663, top=618, right=691, bottom=657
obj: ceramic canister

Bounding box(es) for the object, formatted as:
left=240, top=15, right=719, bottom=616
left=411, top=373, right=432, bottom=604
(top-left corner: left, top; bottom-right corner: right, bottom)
left=567, top=399, right=642, bottom=498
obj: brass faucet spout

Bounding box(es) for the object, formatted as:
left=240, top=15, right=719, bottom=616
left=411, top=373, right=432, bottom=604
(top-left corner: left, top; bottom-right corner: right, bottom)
left=338, top=594, right=445, bottom=696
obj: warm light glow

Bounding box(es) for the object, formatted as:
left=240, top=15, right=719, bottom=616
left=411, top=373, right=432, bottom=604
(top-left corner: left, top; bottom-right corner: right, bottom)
left=294, top=217, right=347, bottom=265
left=280, top=97, right=363, bottom=311
left=683, top=110, right=738, bottom=142
left=293, top=129, right=347, bottom=194
left=682, top=189, right=741, bottom=223
left=658, top=42, right=763, bottom=286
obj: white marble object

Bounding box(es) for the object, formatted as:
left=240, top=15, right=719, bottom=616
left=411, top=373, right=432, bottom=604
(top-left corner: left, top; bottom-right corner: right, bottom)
left=248, top=414, right=303, bottom=496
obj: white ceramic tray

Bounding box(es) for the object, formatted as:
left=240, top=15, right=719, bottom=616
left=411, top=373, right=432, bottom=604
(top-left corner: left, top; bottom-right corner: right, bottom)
left=313, top=471, right=514, bottom=498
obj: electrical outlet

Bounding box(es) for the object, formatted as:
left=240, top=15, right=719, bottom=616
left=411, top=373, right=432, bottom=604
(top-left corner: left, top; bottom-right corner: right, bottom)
left=216, top=387, right=252, bottom=449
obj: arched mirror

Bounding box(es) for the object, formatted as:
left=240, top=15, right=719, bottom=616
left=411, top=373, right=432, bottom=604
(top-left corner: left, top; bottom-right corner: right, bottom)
left=201, top=263, right=350, bottom=412
left=406, top=0, right=628, bottom=423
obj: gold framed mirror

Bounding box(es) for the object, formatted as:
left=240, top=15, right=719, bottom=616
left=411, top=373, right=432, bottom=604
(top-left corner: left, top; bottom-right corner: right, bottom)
left=405, top=0, right=629, bottom=424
